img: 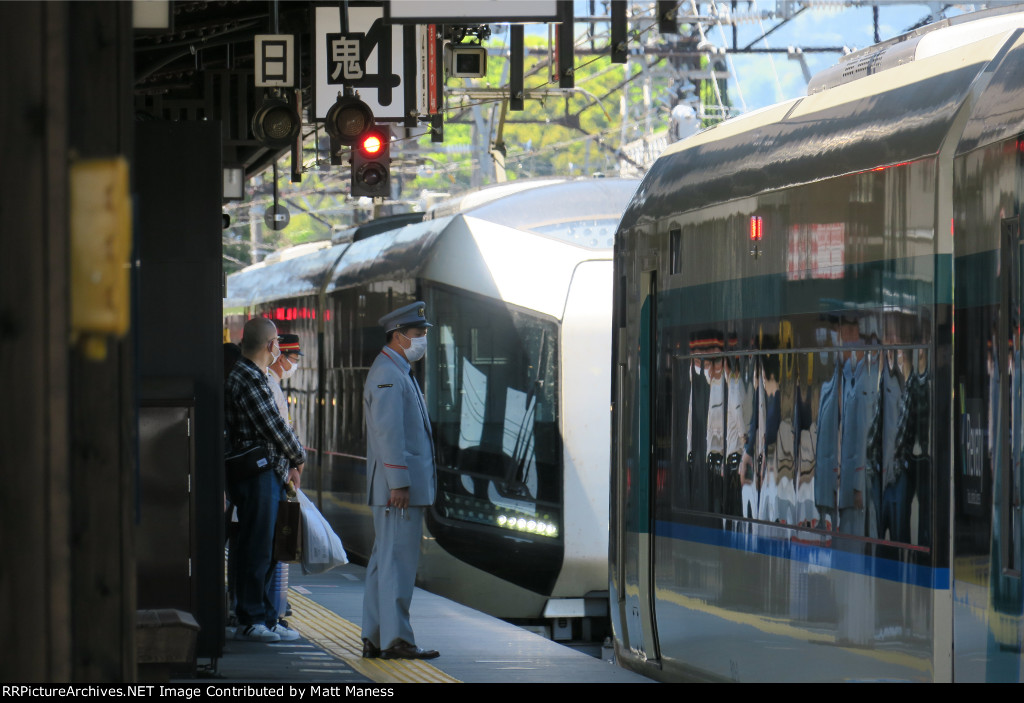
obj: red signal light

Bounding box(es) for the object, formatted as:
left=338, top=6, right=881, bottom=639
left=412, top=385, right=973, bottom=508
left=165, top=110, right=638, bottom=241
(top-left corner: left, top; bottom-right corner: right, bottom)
left=360, top=133, right=384, bottom=155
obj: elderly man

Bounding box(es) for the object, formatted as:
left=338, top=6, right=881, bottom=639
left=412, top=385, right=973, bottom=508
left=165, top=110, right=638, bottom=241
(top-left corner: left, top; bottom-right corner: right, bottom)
left=265, top=332, right=304, bottom=624
left=267, top=332, right=302, bottom=421
left=225, top=318, right=305, bottom=643
left=361, top=301, right=439, bottom=660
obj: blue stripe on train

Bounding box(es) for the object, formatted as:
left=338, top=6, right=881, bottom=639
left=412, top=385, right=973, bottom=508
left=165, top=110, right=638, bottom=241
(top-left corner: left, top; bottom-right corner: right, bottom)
left=654, top=519, right=950, bottom=589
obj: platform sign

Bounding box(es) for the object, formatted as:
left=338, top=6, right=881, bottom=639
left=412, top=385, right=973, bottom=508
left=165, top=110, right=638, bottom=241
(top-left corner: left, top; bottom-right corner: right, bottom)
left=314, top=4, right=416, bottom=122
left=327, top=32, right=366, bottom=81
left=254, top=34, right=295, bottom=87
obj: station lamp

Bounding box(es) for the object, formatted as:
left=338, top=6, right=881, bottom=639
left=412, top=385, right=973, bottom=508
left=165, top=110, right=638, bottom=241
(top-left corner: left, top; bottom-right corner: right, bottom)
left=350, top=125, right=391, bottom=198
left=251, top=97, right=301, bottom=147
left=325, top=93, right=375, bottom=146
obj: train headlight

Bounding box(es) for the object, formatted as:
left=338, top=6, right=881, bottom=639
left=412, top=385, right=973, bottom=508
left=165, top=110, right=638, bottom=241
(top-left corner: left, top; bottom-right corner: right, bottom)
left=446, top=491, right=558, bottom=538
left=494, top=513, right=558, bottom=536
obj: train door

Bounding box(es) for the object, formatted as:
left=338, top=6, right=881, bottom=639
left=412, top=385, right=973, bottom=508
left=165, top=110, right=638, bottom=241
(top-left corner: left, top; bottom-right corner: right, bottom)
left=616, top=265, right=661, bottom=664
left=987, top=213, right=1024, bottom=678
left=950, top=136, right=1024, bottom=680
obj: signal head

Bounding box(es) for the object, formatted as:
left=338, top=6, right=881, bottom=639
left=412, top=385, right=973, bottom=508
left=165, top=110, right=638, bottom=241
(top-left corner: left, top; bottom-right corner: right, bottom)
left=351, top=124, right=391, bottom=198
left=325, top=95, right=375, bottom=146
left=252, top=98, right=301, bottom=147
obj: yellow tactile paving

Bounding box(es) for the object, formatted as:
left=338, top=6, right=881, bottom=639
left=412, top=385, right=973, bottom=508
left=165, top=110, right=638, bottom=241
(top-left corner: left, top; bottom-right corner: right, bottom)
left=286, top=589, right=461, bottom=684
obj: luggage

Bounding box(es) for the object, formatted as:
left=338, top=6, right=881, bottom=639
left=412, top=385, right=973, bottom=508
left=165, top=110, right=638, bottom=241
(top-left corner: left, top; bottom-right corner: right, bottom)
left=273, top=489, right=302, bottom=563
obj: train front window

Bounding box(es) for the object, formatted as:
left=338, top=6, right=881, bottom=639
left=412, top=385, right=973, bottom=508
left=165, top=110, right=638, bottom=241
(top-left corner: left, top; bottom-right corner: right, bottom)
left=425, top=287, right=562, bottom=538
left=531, top=217, right=618, bottom=249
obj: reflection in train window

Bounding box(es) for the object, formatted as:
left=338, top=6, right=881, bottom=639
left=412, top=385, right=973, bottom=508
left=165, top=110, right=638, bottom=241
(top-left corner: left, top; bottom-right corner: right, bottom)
left=666, top=342, right=932, bottom=550
left=425, top=287, right=562, bottom=538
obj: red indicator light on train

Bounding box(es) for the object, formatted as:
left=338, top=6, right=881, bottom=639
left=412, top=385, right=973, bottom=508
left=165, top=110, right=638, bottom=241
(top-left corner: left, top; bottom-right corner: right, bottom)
left=750, top=216, right=763, bottom=242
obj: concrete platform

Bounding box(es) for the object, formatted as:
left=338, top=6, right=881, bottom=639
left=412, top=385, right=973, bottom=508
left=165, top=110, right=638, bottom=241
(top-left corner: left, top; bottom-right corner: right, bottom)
left=182, top=562, right=654, bottom=684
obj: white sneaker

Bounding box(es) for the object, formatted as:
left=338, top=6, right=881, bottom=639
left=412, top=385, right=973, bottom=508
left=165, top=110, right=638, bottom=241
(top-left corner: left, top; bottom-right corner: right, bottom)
left=271, top=623, right=301, bottom=641
left=236, top=624, right=281, bottom=642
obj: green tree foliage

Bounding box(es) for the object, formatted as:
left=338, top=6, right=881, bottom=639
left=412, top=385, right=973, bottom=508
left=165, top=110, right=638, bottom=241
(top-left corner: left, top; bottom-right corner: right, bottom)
left=405, top=32, right=666, bottom=192
left=225, top=26, right=686, bottom=270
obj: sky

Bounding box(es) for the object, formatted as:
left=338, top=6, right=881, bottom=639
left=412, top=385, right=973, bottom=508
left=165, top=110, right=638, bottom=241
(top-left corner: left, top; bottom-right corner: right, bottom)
left=717, top=2, right=984, bottom=111
left=552, top=2, right=993, bottom=116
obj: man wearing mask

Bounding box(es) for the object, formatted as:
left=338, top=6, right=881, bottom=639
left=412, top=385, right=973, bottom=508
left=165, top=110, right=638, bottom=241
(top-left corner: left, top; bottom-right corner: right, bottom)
left=361, top=302, right=439, bottom=660
left=265, top=332, right=303, bottom=626
left=268, top=333, right=303, bottom=421
left=225, top=318, right=305, bottom=642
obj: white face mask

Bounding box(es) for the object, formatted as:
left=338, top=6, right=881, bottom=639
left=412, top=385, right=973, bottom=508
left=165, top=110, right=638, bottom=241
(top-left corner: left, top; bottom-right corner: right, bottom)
left=401, top=333, right=428, bottom=362
left=281, top=358, right=300, bottom=380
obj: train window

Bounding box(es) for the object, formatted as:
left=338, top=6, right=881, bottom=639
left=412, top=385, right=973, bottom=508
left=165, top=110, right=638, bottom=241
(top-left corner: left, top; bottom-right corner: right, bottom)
left=531, top=217, right=620, bottom=249
left=662, top=339, right=932, bottom=551
left=424, top=287, right=562, bottom=537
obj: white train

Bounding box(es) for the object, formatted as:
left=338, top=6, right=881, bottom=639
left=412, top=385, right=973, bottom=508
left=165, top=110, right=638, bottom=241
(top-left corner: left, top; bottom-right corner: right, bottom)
left=226, top=177, right=638, bottom=641
left=610, top=6, right=1024, bottom=681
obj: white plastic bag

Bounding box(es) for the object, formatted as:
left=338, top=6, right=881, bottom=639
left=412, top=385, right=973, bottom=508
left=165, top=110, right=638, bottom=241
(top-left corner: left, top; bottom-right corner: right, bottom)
left=297, top=490, right=348, bottom=574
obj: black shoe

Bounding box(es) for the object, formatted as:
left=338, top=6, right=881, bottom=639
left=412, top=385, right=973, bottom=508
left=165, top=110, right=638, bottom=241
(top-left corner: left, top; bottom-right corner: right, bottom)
left=381, top=639, right=440, bottom=660
left=362, top=639, right=381, bottom=658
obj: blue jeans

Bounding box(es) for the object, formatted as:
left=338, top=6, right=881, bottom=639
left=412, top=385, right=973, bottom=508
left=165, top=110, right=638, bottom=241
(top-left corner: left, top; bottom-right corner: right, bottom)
left=227, top=468, right=283, bottom=627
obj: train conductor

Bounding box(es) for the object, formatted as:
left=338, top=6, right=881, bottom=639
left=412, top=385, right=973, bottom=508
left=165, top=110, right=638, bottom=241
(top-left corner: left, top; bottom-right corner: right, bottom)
left=361, top=301, right=440, bottom=659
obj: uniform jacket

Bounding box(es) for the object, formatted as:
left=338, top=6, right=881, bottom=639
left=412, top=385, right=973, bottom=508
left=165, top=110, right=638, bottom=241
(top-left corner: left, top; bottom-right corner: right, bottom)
left=363, top=347, right=437, bottom=507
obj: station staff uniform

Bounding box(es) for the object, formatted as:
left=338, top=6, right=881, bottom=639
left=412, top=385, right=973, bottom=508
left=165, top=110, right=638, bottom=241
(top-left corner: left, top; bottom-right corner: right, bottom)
left=361, top=302, right=439, bottom=659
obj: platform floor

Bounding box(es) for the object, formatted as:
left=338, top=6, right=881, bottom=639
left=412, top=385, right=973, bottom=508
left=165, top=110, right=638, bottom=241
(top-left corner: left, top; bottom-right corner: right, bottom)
left=184, top=563, right=654, bottom=684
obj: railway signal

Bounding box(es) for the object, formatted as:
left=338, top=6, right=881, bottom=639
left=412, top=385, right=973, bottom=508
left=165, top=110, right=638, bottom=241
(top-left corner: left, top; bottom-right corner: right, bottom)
left=351, top=125, right=390, bottom=198
left=251, top=95, right=301, bottom=147
left=324, top=93, right=375, bottom=146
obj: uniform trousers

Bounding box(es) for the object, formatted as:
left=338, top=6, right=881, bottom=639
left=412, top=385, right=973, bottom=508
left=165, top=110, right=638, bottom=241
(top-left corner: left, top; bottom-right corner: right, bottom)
left=362, top=505, right=424, bottom=649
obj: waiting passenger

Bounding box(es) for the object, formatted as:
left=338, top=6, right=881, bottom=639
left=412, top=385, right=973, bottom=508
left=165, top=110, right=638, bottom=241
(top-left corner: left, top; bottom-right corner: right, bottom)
left=225, top=318, right=305, bottom=643
left=265, top=332, right=305, bottom=626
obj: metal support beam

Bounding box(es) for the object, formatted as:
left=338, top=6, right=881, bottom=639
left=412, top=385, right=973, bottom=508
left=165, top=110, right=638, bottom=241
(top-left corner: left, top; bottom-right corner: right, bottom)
left=558, top=0, right=574, bottom=88
left=658, top=1, right=678, bottom=34
left=610, top=1, right=627, bottom=63
left=510, top=24, right=524, bottom=110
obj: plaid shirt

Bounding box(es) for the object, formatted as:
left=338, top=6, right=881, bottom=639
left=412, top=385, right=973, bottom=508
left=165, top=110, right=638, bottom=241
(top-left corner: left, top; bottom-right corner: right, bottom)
left=226, top=357, right=306, bottom=483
